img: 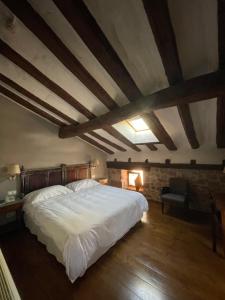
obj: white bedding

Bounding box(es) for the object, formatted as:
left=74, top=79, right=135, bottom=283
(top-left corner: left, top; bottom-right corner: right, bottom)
left=23, top=184, right=148, bottom=282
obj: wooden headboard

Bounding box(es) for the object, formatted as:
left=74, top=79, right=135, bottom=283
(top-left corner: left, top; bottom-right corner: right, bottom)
left=20, top=163, right=91, bottom=195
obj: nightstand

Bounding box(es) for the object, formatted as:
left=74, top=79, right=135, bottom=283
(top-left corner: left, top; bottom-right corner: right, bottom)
left=96, top=178, right=108, bottom=185
left=0, top=199, right=24, bottom=234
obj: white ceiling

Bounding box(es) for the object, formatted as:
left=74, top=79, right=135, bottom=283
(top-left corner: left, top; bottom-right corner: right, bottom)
left=85, top=0, right=169, bottom=95
left=0, top=0, right=222, bottom=158
left=168, top=0, right=218, bottom=79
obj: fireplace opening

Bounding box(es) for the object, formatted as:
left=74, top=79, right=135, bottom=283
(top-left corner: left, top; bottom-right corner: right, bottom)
left=128, top=170, right=144, bottom=186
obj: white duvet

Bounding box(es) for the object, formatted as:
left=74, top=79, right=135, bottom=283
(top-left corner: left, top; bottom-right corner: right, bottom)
left=23, top=185, right=148, bottom=282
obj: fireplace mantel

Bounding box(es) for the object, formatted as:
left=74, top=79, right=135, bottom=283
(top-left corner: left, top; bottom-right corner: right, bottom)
left=107, top=160, right=225, bottom=171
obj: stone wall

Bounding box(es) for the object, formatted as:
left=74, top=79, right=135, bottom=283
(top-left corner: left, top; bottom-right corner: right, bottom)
left=146, top=168, right=225, bottom=211
left=108, top=167, right=225, bottom=211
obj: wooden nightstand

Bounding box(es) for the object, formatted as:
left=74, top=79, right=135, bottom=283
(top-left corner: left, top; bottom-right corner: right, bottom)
left=0, top=199, right=24, bottom=234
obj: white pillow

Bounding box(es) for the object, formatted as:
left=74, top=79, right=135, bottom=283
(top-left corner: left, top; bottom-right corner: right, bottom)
left=24, top=185, right=73, bottom=204
left=66, top=179, right=99, bottom=192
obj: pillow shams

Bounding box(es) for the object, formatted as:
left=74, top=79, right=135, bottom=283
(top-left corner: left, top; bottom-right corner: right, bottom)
left=66, top=179, right=99, bottom=192
left=24, top=185, right=73, bottom=204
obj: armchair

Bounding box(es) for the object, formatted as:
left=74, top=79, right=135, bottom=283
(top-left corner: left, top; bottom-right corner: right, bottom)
left=161, top=178, right=189, bottom=214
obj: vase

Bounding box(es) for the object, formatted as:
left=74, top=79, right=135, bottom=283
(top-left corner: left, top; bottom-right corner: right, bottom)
left=135, top=174, right=142, bottom=191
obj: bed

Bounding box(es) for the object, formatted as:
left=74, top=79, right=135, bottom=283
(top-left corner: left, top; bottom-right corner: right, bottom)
left=20, top=164, right=148, bottom=283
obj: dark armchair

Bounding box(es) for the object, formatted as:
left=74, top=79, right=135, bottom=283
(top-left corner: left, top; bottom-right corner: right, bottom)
left=161, top=178, right=189, bottom=214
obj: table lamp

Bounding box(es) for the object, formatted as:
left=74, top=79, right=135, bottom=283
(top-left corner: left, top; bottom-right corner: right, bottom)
left=7, top=164, right=21, bottom=180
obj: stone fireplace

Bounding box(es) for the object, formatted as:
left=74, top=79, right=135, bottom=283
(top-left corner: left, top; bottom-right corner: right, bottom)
left=108, top=168, right=150, bottom=194
left=108, top=166, right=225, bottom=211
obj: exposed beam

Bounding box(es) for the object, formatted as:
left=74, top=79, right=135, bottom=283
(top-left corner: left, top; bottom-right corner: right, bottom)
left=0, top=73, right=78, bottom=125
left=103, top=125, right=141, bottom=152
left=0, top=41, right=137, bottom=151
left=0, top=84, right=115, bottom=154
left=0, top=2, right=157, bottom=152
left=143, top=0, right=182, bottom=85
left=107, top=160, right=225, bottom=171
left=0, top=39, right=95, bottom=119
left=177, top=104, right=199, bottom=149
left=135, top=142, right=160, bottom=145
left=0, top=73, right=124, bottom=151
left=78, top=134, right=114, bottom=155
left=53, top=0, right=171, bottom=150
left=217, top=0, right=225, bottom=148
left=218, top=0, right=225, bottom=69
left=217, top=96, right=225, bottom=148
left=88, top=131, right=126, bottom=152
left=146, top=143, right=158, bottom=151
left=143, top=0, right=199, bottom=149
left=53, top=0, right=141, bottom=101
left=2, top=0, right=118, bottom=110
left=0, top=84, right=66, bottom=127
left=59, top=71, right=225, bottom=138
left=143, top=113, right=177, bottom=150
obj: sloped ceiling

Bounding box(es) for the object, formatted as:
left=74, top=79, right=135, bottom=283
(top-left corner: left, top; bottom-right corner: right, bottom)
left=0, top=0, right=224, bottom=162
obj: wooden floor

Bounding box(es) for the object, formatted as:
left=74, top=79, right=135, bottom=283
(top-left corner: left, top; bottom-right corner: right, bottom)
left=1, top=202, right=225, bottom=300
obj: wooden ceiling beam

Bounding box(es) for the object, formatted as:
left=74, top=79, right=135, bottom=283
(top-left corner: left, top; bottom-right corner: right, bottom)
left=2, top=0, right=118, bottom=110
left=143, top=0, right=199, bottom=149
left=0, top=73, right=78, bottom=125
left=217, top=0, right=225, bottom=148
left=144, top=114, right=175, bottom=149
left=0, top=73, right=125, bottom=151
left=0, top=84, right=66, bottom=127
left=89, top=131, right=126, bottom=152
left=59, top=70, right=225, bottom=138
left=78, top=134, right=114, bottom=155
left=53, top=0, right=141, bottom=101
left=218, top=0, right=225, bottom=69
left=0, top=84, right=115, bottom=154
left=146, top=143, right=158, bottom=151
left=177, top=104, right=199, bottom=149
left=0, top=39, right=95, bottom=120
left=0, top=41, right=136, bottom=151
left=143, top=113, right=177, bottom=150
left=143, top=0, right=182, bottom=85
left=53, top=0, right=176, bottom=149
left=217, top=96, right=225, bottom=148
left=144, top=113, right=176, bottom=150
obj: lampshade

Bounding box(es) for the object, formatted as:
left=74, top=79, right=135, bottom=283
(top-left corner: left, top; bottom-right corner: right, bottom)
left=92, top=159, right=100, bottom=168
left=7, top=164, right=21, bottom=176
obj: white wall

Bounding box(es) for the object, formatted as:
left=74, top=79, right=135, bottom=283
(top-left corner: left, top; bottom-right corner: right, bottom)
left=0, top=96, right=107, bottom=199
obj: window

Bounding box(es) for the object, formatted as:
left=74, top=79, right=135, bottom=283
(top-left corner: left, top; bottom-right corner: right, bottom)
left=128, top=170, right=144, bottom=186
left=112, top=116, right=159, bottom=144
left=128, top=117, right=149, bottom=132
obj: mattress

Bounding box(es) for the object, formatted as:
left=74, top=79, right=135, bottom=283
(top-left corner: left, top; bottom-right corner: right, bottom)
left=23, top=185, right=148, bottom=282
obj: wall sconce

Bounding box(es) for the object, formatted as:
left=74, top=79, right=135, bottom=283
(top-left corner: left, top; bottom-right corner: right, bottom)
left=91, top=159, right=100, bottom=169
left=90, top=160, right=100, bottom=179
left=7, top=164, right=21, bottom=180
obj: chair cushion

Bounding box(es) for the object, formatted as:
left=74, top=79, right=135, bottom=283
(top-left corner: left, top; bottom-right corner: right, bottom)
left=170, top=178, right=188, bottom=195
left=161, top=193, right=185, bottom=203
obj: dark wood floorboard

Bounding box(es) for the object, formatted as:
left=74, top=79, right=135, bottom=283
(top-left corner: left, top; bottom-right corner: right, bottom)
left=0, top=202, right=225, bottom=300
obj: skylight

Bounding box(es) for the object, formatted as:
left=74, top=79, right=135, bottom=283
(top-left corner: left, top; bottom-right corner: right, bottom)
left=128, top=117, right=149, bottom=132
left=113, top=116, right=159, bottom=144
